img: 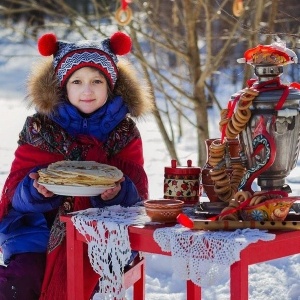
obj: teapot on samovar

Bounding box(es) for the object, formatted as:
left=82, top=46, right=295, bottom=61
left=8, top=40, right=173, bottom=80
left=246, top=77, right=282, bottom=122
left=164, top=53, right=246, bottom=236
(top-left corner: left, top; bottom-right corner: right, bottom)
left=230, top=41, right=300, bottom=193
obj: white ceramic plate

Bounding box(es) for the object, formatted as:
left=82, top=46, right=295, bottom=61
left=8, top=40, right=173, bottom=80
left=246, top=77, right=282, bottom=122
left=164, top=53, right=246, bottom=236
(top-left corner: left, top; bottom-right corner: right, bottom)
left=39, top=182, right=115, bottom=196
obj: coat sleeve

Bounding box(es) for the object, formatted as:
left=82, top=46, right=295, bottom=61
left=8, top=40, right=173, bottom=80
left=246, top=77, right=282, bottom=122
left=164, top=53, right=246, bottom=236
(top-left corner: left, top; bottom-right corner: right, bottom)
left=11, top=168, right=63, bottom=213
left=0, top=143, right=64, bottom=220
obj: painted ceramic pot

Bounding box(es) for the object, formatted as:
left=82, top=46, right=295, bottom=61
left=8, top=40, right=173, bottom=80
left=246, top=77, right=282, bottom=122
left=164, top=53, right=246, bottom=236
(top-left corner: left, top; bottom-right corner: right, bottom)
left=164, top=159, right=201, bottom=206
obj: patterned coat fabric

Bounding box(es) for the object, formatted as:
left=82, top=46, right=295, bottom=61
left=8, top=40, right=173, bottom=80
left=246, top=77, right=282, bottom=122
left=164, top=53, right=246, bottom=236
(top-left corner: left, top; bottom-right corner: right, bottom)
left=0, top=56, right=154, bottom=299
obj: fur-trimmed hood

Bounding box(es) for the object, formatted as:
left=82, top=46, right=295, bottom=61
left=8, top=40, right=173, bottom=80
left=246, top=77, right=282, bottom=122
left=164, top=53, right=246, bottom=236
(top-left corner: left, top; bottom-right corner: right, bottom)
left=26, top=58, right=154, bottom=117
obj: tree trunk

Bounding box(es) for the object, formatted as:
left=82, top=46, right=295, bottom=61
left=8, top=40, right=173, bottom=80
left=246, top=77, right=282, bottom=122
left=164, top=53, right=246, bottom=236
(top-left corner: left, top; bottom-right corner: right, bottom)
left=243, top=0, right=266, bottom=85
left=182, top=0, right=209, bottom=166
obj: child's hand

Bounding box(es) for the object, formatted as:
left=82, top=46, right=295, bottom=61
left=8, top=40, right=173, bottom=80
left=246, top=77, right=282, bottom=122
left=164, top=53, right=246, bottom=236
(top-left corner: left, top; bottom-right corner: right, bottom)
left=101, top=177, right=125, bottom=201
left=29, top=172, right=55, bottom=198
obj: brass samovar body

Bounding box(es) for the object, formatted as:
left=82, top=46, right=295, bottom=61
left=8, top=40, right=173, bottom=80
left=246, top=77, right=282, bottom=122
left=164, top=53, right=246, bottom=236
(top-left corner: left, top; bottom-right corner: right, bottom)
left=237, top=54, right=300, bottom=191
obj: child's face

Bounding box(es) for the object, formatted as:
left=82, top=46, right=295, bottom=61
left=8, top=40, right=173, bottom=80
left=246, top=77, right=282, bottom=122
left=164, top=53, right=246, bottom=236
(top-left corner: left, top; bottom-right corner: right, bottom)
left=66, top=67, right=109, bottom=114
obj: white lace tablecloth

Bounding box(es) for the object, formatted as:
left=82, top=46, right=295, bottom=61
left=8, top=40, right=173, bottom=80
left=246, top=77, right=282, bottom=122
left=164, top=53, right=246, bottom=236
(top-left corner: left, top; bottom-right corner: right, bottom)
left=71, top=205, right=150, bottom=300
left=153, top=225, right=275, bottom=287
left=71, top=205, right=276, bottom=298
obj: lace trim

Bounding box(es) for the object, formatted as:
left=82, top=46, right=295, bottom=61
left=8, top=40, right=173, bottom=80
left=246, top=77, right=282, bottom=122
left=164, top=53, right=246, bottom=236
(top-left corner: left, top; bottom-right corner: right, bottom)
left=71, top=206, right=149, bottom=300
left=153, top=225, right=275, bottom=287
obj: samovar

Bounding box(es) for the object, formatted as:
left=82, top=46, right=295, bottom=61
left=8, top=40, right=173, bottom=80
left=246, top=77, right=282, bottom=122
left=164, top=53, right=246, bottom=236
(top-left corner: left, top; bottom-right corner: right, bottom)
left=236, top=42, right=300, bottom=192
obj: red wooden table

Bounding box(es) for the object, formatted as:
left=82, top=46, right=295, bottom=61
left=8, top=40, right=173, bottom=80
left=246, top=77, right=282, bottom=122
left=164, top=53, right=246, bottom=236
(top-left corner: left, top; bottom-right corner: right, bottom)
left=60, top=214, right=300, bottom=300
left=60, top=215, right=201, bottom=300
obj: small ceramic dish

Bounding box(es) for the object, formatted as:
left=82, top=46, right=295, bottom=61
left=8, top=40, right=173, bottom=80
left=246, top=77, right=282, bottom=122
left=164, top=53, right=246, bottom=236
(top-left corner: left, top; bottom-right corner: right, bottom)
left=240, top=197, right=299, bottom=222
left=144, top=199, right=184, bottom=223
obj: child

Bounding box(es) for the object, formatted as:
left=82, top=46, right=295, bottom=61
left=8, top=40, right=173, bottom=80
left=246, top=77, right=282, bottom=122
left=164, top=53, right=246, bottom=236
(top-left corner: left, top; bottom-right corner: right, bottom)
left=0, top=31, right=153, bottom=300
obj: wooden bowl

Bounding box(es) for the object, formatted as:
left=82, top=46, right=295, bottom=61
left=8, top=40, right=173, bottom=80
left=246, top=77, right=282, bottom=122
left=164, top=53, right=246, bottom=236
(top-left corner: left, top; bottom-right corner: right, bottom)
left=240, top=197, right=298, bottom=222
left=144, top=199, right=184, bottom=223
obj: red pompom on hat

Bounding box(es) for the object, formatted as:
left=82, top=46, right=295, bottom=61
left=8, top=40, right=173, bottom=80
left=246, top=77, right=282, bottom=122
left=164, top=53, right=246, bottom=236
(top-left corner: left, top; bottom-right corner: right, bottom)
left=38, top=33, right=58, bottom=56
left=110, top=32, right=132, bottom=55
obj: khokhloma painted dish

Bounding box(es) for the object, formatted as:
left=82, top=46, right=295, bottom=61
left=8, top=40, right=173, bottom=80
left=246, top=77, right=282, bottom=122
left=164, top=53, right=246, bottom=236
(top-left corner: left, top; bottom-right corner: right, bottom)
left=240, top=197, right=299, bottom=222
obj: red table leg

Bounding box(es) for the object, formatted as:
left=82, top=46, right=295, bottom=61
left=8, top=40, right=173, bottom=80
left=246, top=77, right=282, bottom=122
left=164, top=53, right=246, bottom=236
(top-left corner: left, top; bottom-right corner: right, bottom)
left=230, top=258, right=249, bottom=300
left=124, top=258, right=145, bottom=300
left=186, top=280, right=201, bottom=300
left=65, top=220, right=84, bottom=300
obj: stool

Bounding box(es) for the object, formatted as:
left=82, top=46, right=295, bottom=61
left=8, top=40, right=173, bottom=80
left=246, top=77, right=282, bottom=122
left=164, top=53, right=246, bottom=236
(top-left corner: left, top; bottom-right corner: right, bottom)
left=95, top=256, right=145, bottom=300
left=91, top=255, right=145, bottom=300
left=123, top=256, right=145, bottom=299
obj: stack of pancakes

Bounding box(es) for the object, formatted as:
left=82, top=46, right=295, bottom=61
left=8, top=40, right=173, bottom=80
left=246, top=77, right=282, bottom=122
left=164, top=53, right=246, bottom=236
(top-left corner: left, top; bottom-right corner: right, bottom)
left=38, top=161, right=123, bottom=187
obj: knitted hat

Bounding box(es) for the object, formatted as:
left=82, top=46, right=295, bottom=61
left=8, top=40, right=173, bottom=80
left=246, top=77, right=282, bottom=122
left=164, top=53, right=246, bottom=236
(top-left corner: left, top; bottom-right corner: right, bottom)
left=37, top=32, right=132, bottom=88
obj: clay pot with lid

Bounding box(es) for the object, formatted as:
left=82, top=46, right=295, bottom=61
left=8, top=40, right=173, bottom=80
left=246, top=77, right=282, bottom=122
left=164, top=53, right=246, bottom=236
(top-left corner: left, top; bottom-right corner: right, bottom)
left=164, top=159, right=201, bottom=206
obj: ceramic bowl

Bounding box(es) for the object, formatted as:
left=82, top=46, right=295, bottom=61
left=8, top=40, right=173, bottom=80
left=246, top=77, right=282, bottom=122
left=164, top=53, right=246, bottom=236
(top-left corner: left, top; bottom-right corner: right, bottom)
left=144, top=199, right=184, bottom=223
left=240, top=197, right=299, bottom=222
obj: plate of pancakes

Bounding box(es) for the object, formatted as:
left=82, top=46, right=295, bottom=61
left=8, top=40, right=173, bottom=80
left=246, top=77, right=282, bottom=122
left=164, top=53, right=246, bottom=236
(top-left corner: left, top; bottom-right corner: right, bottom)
left=38, top=160, right=123, bottom=196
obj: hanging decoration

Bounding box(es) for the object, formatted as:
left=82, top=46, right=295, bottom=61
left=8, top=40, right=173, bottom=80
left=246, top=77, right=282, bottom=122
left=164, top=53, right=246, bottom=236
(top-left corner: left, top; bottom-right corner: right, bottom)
left=115, top=0, right=133, bottom=26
